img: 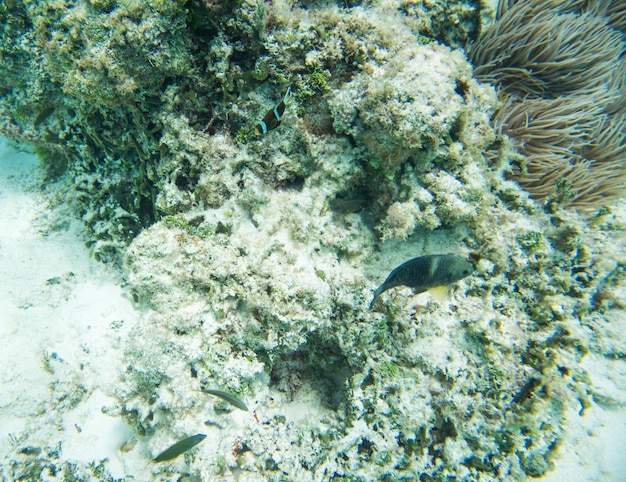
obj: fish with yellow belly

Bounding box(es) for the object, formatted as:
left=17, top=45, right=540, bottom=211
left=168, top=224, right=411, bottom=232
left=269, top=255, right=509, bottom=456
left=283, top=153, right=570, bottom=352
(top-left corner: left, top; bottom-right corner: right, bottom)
left=369, top=254, right=475, bottom=309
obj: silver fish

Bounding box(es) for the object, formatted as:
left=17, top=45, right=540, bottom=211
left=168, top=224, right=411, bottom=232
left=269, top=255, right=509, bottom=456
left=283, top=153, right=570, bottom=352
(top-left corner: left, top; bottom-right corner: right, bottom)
left=369, top=254, right=474, bottom=309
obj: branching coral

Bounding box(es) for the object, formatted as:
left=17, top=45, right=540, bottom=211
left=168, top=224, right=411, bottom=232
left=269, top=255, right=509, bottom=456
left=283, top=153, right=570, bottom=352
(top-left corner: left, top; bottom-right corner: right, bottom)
left=471, top=0, right=626, bottom=211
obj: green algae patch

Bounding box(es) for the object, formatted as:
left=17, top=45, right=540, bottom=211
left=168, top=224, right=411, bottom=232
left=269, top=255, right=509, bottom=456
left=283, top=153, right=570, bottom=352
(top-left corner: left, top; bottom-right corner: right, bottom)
left=1, top=1, right=625, bottom=481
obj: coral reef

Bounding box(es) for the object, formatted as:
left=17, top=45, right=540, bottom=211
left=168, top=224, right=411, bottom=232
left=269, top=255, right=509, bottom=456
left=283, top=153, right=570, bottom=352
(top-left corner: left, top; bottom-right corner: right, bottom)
left=0, top=0, right=487, bottom=261
left=117, top=167, right=625, bottom=480
left=1, top=0, right=625, bottom=480
left=0, top=0, right=196, bottom=261
left=0, top=0, right=269, bottom=262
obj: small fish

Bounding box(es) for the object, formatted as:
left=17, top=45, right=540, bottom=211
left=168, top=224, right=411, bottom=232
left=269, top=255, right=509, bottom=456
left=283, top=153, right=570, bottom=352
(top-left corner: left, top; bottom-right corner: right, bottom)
left=152, top=433, right=207, bottom=463
left=369, top=254, right=474, bottom=309
left=201, top=388, right=248, bottom=411
left=329, top=197, right=368, bottom=214
left=255, top=87, right=291, bottom=135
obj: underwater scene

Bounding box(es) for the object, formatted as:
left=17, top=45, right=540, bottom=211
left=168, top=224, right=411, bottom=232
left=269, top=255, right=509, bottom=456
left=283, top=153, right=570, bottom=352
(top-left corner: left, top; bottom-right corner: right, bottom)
left=0, top=0, right=625, bottom=480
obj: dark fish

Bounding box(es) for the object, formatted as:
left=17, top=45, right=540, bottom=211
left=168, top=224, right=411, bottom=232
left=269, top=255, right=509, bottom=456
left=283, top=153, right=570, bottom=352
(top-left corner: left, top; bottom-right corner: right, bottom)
left=201, top=388, right=249, bottom=411
left=255, top=87, right=291, bottom=135
left=369, top=254, right=474, bottom=309
left=152, top=433, right=207, bottom=463
left=329, top=197, right=367, bottom=214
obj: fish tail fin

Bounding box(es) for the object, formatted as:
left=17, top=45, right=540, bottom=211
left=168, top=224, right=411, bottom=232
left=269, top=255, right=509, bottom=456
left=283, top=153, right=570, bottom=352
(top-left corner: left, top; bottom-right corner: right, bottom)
left=369, top=286, right=383, bottom=310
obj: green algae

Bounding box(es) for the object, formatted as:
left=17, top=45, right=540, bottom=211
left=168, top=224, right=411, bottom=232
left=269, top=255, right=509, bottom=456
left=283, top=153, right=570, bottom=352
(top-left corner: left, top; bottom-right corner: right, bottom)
left=2, top=1, right=625, bottom=481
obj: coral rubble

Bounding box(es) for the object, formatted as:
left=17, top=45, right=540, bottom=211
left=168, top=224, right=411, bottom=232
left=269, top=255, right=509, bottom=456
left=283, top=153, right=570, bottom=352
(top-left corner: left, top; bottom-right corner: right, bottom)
left=1, top=0, right=625, bottom=480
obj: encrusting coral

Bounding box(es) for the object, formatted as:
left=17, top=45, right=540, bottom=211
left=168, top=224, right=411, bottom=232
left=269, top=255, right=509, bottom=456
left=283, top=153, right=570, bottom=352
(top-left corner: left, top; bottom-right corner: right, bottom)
left=470, top=0, right=626, bottom=211
left=1, top=0, right=625, bottom=481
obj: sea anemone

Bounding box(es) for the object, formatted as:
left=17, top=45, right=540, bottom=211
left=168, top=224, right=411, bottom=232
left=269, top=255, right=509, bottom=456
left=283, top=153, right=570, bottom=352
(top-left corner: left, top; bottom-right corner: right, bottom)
left=470, top=0, right=626, bottom=211
left=494, top=97, right=626, bottom=208
left=471, top=1, right=623, bottom=98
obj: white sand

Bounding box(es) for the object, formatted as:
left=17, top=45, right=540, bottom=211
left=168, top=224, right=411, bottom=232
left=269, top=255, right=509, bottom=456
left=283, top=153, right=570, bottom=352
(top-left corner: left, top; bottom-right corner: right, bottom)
left=0, top=138, right=139, bottom=478
left=541, top=353, right=626, bottom=481
left=0, top=137, right=624, bottom=479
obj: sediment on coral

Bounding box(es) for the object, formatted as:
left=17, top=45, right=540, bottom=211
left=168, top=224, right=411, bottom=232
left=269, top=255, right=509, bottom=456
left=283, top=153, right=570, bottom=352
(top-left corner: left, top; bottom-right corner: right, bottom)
left=2, top=1, right=626, bottom=481
left=470, top=0, right=626, bottom=211
left=0, top=0, right=487, bottom=260
left=120, top=188, right=626, bottom=480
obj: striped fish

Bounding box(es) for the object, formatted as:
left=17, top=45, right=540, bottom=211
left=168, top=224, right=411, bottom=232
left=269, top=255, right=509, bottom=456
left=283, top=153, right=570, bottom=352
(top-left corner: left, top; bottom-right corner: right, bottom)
left=255, top=87, right=291, bottom=135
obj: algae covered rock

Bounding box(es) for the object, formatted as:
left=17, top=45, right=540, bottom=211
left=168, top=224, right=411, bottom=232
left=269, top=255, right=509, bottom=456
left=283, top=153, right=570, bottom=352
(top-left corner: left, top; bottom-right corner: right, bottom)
left=2, top=0, right=625, bottom=481
left=0, top=0, right=197, bottom=261
left=120, top=188, right=626, bottom=481
left=328, top=43, right=490, bottom=177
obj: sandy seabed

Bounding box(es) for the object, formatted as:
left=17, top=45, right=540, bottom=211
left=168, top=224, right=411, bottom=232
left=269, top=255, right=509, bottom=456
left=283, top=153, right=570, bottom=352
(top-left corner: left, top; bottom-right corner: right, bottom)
left=0, top=137, right=625, bottom=480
